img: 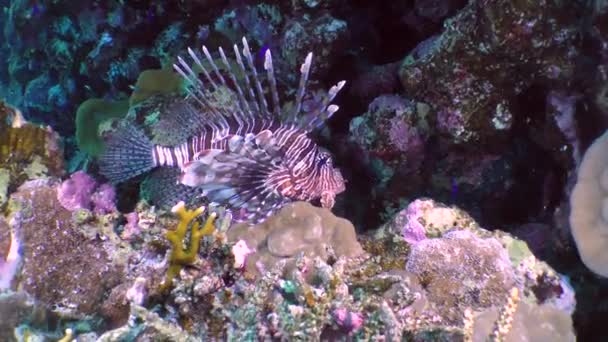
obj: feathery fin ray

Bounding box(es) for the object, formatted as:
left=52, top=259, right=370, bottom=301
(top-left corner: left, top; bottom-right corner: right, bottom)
left=141, top=167, right=206, bottom=208
left=99, top=124, right=155, bottom=183
left=180, top=130, right=288, bottom=222
left=173, top=39, right=346, bottom=133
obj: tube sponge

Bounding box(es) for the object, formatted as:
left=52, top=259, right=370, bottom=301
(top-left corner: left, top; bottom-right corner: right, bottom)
left=569, top=129, right=608, bottom=277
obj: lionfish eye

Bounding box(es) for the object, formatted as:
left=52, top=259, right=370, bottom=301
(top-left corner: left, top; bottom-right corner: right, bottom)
left=318, top=153, right=331, bottom=167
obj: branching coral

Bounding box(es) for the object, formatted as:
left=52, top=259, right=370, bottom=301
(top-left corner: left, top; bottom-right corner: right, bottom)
left=161, top=201, right=217, bottom=291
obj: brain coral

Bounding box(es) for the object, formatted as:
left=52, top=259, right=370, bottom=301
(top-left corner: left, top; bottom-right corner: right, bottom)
left=569, top=129, right=608, bottom=277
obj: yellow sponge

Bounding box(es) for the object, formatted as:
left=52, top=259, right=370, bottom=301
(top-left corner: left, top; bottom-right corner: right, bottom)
left=160, top=201, right=217, bottom=291
left=570, top=129, right=608, bottom=277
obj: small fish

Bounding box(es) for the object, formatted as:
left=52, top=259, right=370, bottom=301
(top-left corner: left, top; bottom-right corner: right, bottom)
left=99, top=37, right=346, bottom=223
left=450, top=177, right=458, bottom=202
left=29, top=1, right=44, bottom=18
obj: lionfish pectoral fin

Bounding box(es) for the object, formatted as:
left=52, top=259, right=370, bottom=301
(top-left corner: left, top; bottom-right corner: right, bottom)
left=179, top=140, right=288, bottom=224
left=140, top=167, right=206, bottom=209
left=255, top=129, right=273, bottom=147
left=321, top=191, right=336, bottom=209
left=180, top=159, right=219, bottom=187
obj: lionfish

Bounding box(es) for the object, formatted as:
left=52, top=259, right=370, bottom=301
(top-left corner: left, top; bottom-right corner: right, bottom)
left=99, top=37, right=346, bottom=223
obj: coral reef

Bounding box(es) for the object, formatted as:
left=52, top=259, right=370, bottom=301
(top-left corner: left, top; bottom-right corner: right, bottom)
left=2, top=0, right=608, bottom=339
left=0, top=102, right=64, bottom=208
left=6, top=179, right=124, bottom=317
left=0, top=167, right=578, bottom=341
left=399, top=0, right=581, bottom=144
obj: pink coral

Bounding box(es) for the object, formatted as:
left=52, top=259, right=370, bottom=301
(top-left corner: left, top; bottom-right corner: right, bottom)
left=332, top=308, right=364, bottom=334
left=121, top=212, right=141, bottom=240
left=0, top=230, right=21, bottom=290
left=57, top=171, right=116, bottom=213
left=91, top=183, right=116, bottom=214
left=232, top=239, right=253, bottom=269
left=402, top=199, right=430, bottom=243
left=57, top=171, right=97, bottom=211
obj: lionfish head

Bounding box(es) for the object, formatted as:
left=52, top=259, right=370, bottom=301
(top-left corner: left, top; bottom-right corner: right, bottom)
left=316, top=151, right=346, bottom=209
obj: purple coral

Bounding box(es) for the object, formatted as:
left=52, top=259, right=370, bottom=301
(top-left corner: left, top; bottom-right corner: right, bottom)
left=57, top=171, right=97, bottom=211
left=401, top=199, right=429, bottom=244
left=121, top=212, right=141, bottom=240
left=91, top=183, right=117, bottom=214
left=332, top=308, right=364, bottom=334
left=57, top=171, right=116, bottom=213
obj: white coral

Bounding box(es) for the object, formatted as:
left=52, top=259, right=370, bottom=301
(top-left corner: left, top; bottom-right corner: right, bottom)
left=570, top=129, right=608, bottom=276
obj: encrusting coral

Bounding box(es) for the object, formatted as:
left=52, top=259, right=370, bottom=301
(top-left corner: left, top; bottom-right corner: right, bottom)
left=162, top=201, right=217, bottom=291
left=0, top=102, right=64, bottom=207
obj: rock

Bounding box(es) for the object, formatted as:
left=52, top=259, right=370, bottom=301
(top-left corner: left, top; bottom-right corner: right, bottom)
left=406, top=230, right=516, bottom=324
left=399, top=0, right=582, bottom=143
left=0, top=291, right=51, bottom=342
left=281, top=13, right=349, bottom=80
left=472, top=300, right=575, bottom=342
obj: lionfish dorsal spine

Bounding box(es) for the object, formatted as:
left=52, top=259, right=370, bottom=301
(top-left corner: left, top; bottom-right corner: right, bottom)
left=288, top=52, right=313, bottom=124
left=233, top=43, right=261, bottom=114
left=202, top=45, right=228, bottom=88
left=186, top=47, right=217, bottom=91
left=175, top=53, right=223, bottom=122
left=204, top=45, right=260, bottom=133
left=218, top=46, right=254, bottom=121
left=263, top=49, right=281, bottom=118
left=301, top=81, right=345, bottom=131
left=241, top=37, right=271, bottom=118
left=173, top=37, right=347, bottom=134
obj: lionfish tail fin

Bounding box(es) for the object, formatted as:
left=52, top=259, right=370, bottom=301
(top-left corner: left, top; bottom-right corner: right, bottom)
left=179, top=131, right=288, bottom=223
left=99, top=124, right=155, bottom=183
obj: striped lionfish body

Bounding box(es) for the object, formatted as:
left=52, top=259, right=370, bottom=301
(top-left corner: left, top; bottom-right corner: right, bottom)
left=99, top=37, right=346, bottom=223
